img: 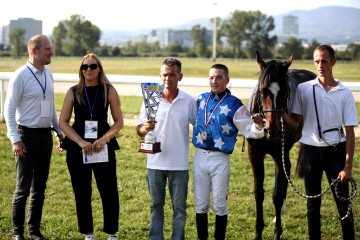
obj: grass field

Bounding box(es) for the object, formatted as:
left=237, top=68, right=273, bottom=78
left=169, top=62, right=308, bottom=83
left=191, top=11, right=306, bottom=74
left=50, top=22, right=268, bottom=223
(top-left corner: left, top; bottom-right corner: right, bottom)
left=0, top=58, right=359, bottom=239
left=0, top=94, right=359, bottom=239
left=0, top=57, right=359, bottom=82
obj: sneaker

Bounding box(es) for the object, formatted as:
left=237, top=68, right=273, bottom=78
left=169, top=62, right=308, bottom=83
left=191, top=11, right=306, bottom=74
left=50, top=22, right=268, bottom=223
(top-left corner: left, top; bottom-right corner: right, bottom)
left=28, top=232, right=48, bottom=240
left=13, top=235, right=25, bottom=240
left=107, top=235, right=119, bottom=240
left=85, top=235, right=96, bottom=240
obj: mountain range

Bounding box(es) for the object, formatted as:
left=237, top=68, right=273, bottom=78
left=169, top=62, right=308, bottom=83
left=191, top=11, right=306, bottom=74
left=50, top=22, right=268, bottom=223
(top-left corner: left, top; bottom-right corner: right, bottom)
left=100, top=6, right=360, bottom=45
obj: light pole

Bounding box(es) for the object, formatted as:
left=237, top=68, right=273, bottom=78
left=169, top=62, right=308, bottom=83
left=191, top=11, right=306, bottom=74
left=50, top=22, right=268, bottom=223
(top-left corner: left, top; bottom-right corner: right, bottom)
left=212, top=2, right=217, bottom=62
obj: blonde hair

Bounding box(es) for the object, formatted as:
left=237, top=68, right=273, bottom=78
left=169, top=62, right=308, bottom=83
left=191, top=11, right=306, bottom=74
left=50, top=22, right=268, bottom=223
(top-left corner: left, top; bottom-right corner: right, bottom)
left=75, top=53, right=114, bottom=107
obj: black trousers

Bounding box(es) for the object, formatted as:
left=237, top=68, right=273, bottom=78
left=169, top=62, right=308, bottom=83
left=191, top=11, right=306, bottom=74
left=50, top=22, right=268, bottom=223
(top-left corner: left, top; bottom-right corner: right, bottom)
left=66, top=149, right=119, bottom=234
left=302, top=142, right=355, bottom=240
left=12, top=127, right=53, bottom=236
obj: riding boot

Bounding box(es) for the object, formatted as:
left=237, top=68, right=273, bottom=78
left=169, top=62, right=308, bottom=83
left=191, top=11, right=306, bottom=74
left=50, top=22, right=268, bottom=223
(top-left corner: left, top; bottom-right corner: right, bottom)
left=196, top=213, right=208, bottom=240
left=214, top=215, right=227, bottom=240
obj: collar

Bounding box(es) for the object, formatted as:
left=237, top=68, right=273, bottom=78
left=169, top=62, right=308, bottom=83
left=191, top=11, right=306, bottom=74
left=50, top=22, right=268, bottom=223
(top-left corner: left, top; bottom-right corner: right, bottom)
left=312, top=78, right=344, bottom=91
left=162, top=88, right=184, bottom=102
left=26, top=61, right=39, bottom=73
left=211, top=88, right=230, bottom=99
left=26, top=60, right=45, bottom=73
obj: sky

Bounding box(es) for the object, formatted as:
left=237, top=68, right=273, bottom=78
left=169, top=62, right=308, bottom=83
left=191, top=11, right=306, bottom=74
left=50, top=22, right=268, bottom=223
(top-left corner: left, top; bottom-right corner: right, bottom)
left=1, top=0, right=360, bottom=35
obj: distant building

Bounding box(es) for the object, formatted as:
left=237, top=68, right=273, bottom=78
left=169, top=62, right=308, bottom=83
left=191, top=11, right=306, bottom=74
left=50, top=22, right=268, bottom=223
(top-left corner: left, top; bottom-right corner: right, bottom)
left=331, top=44, right=348, bottom=51
left=2, top=25, right=9, bottom=46
left=3, top=18, right=42, bottom=48
left=282, top=15, right=299, bottom=36
left=146, top=29, right=213, bottom=48
left=276, top=15, right=300, bottom=45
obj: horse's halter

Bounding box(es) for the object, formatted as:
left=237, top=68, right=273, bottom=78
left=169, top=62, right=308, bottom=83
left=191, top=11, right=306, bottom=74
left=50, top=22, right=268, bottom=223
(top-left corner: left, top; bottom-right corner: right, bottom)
left=256, top=80, right=289, bottom=118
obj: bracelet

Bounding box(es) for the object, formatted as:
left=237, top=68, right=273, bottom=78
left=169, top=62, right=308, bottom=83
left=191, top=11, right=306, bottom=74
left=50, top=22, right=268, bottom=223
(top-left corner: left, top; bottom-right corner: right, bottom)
left=105, top=135, right=110, bottom=143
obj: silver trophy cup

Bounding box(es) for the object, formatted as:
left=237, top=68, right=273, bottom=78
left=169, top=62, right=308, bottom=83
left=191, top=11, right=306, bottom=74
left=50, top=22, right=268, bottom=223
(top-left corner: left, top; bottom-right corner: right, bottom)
left=139, top=82, right=164, bottom=154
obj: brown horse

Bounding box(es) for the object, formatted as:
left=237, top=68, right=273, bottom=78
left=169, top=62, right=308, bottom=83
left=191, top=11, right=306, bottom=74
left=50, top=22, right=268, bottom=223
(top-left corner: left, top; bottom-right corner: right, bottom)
left=246, top=52, right=316, bottom=240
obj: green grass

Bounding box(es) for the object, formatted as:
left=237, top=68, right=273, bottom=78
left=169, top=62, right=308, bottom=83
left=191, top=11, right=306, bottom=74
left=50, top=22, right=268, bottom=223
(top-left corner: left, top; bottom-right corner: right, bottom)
left=0, top=95, right=359, bottom=239
left=1, top=57, right=359, bottom=81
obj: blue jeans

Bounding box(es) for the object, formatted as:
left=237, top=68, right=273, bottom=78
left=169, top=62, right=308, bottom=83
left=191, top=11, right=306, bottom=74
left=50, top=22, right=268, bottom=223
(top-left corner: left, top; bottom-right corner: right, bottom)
left=12, top=127, right=53, bottom=236
left=302, top=142, right=355, bottom=240
left=147, top=169, right=189, bottom=240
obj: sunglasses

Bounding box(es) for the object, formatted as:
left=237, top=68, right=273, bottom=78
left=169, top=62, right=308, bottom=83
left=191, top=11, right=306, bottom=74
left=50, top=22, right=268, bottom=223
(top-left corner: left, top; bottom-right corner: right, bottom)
left=81, top=64, right=98, bottom=70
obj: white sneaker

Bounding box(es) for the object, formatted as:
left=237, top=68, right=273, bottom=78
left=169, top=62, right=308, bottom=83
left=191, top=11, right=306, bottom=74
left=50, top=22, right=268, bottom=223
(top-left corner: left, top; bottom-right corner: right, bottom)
left=107, top=235, right=119, bottom=240
left=85, top=235, right=95, bottom=240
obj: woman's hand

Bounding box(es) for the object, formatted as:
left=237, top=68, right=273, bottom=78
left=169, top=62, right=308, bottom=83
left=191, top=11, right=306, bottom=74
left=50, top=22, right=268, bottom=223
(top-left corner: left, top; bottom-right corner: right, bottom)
left=92, top=137, right=108, bottom=153
left=78, top=139, right=94, bottom=155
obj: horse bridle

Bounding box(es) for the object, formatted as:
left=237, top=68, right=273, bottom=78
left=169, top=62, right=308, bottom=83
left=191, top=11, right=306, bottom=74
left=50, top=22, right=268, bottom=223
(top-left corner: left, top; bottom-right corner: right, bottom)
left=257, top=100, right=285, bottom=118
left=255, top=86, right=289, bottom=139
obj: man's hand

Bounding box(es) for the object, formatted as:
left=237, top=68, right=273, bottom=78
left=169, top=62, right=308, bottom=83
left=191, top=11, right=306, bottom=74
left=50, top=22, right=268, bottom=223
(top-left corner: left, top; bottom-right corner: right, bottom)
left=13, top=141, right=26, bottom=157
left=339, top=168, right=352, bottom=183
left=251, top=113, right=265, bottom=129
left=143, top=120, right=156, bottom=133
left=56, top=134, right=64, bottom=153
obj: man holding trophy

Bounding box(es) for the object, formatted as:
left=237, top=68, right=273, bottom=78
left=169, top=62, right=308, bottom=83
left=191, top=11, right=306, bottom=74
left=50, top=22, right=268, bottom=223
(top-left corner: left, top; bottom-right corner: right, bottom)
left=136, top=57, right=197, bottom=240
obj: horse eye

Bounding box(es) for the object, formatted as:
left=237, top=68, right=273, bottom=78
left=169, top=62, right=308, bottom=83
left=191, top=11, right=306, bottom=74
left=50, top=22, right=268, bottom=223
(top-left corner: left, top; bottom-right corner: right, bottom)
left=260, top=89, right=269, bottom=96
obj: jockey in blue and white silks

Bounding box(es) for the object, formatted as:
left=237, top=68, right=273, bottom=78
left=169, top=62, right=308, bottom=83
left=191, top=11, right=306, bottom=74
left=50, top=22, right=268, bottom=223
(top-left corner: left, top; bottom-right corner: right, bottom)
left=192, top=89, right=264, bottom=154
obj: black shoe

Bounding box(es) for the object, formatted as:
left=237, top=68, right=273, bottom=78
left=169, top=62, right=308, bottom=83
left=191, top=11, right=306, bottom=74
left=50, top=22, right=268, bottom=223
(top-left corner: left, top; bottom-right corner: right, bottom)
left=28, top=232, right=49, bottom=240
left=13, top=235, right=25, bottom=240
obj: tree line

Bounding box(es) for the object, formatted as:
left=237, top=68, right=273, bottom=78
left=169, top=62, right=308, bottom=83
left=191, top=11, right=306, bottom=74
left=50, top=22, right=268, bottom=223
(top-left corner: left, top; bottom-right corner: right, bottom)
left=3, top=12, right=360, bottom=60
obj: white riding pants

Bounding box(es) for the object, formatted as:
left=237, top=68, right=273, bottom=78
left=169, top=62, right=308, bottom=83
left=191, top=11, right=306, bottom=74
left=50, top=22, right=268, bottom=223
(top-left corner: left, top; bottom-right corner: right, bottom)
left=193, top=148, right=230, bottom=216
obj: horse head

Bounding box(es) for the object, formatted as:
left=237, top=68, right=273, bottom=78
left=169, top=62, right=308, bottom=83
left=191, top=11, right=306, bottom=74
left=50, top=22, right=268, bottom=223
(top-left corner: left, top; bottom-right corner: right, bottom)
left=254, top=51, right=293, bottom=139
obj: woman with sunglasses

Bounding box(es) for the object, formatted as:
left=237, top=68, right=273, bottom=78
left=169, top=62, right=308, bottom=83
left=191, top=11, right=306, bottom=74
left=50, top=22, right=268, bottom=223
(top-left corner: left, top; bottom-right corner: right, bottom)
left=59, top=53, right=124, bottom=240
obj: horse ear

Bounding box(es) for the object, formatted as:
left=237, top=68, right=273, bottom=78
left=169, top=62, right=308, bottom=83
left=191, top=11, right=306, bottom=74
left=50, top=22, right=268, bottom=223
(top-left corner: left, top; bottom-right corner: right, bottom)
left=256, top=51, right=266, bottom=70
left=283, top=53, right=294, bottom=69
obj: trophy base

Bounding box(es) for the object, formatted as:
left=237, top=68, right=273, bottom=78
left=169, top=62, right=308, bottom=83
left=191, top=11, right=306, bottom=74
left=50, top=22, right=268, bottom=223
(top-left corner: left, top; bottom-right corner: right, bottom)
left=139, top=142, right=161, bottom=154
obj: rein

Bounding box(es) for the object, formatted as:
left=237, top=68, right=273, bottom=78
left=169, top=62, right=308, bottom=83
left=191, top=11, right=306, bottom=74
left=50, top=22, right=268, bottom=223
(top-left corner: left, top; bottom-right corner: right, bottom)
left=279, top=116, right=357, bottom=220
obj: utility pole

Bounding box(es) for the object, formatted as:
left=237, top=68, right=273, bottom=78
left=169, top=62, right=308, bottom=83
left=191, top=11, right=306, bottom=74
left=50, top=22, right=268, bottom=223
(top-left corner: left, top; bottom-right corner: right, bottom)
left=212, top=2, right=217, bottom=62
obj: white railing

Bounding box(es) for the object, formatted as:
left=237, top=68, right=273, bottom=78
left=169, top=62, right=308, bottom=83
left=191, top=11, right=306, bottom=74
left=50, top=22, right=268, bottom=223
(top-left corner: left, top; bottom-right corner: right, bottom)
left=1, top=72, right=360, bottom=121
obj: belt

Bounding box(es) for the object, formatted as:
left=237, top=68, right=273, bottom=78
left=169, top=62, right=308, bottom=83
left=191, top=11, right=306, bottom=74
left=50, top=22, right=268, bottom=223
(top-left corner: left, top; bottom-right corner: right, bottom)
left=18, top=125, right=52, bottom=133
left=304, top=142, right=344, bottom=151
left=197, top=148, right=224, bottom=155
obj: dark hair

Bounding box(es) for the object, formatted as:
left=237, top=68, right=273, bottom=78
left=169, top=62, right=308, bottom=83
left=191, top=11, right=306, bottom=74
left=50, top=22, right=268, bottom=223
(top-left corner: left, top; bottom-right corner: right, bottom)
left=161, top=57, right=182, bottom=72
left=315, top=44, right=335, bottom=59
left=210, top=64, right=229, bottom=76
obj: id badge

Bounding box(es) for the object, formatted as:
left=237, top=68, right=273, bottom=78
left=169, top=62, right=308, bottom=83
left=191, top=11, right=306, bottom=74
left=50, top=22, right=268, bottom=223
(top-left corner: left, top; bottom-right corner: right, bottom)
left=85, top=120, right=98, bottom=139
left=40, top=100, right=51, bottom=117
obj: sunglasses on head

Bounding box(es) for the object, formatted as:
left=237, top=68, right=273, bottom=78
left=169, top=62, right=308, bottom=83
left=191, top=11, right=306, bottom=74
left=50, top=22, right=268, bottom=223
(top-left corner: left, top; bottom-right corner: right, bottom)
left=81, top=63, right=98, bottom=70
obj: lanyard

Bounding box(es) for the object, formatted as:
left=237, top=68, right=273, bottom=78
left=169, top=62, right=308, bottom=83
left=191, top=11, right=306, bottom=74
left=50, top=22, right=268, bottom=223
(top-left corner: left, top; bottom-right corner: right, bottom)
left=84, top=86, right=99, bottom=120
left=203, top=92, right=228, bottom=128
left=27, top=66, right=46, bottom=99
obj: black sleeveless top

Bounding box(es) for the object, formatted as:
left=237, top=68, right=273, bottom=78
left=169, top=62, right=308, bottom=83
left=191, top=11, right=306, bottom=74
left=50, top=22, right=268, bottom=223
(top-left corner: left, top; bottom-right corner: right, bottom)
left=61, top=85, right=120, bottom=152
